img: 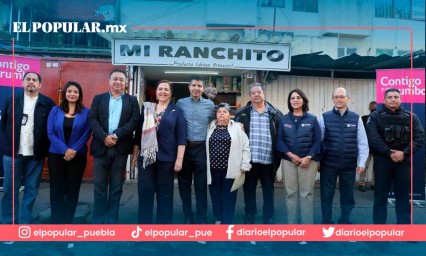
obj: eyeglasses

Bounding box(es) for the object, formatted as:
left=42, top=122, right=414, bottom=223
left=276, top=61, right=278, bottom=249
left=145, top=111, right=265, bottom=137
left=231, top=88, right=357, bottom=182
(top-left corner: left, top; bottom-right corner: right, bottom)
left=333, top=95, right=347, bottom=100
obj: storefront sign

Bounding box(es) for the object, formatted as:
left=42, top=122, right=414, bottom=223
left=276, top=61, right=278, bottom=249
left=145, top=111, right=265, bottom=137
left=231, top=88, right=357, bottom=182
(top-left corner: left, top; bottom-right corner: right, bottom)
left=113, top=39, right=291, bottom=71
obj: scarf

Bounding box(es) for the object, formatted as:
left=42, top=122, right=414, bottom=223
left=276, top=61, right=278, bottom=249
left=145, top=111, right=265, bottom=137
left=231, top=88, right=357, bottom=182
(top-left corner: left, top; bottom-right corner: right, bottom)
left=140, top=102, right=158, bottom=168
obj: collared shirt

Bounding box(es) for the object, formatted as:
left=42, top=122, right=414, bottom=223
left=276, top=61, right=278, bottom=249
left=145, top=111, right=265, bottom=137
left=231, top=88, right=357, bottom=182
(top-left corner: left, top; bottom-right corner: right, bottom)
left=177, top=96, right=215, bottom=141
left=108, top=91, right=123, bottom=134
left=18, top=94, right=38, bottom=156
left=318, top=107, right=369, bottom=168
left=249, top=104, right=273, bottom=164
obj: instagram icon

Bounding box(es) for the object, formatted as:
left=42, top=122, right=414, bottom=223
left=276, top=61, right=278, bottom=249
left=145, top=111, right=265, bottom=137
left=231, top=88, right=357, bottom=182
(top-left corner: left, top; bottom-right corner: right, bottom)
left=18, top=226, right=31, bottom=239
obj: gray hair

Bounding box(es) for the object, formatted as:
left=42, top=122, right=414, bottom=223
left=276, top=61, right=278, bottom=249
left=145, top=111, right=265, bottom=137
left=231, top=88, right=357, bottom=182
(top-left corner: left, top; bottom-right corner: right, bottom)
left=216, top=102, right=231, bottom=113
left=249, top=82, right=265, bottom=95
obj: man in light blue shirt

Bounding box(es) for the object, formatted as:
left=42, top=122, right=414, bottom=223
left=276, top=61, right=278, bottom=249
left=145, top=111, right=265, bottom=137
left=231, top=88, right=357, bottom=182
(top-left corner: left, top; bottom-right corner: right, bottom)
left=176, top=75, right=215, bottom=224
left=89, top=69, right=140, bottom=224
left=318, top=87, right=369, bottom=224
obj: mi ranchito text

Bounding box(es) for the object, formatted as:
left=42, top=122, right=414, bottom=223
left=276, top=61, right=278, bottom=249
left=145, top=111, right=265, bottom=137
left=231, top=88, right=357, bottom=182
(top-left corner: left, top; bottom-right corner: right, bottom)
left=13, top=22, right=127, bottom=33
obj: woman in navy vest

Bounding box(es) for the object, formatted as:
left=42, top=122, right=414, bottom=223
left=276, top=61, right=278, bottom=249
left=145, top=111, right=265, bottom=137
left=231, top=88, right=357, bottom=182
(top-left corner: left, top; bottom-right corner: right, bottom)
left=277, top=89, right=321, bottom=224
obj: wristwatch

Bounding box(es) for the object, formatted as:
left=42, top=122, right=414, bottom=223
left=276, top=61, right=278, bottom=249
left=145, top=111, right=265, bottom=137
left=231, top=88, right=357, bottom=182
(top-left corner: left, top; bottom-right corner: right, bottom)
left=307, top=155, right=312, bottom=159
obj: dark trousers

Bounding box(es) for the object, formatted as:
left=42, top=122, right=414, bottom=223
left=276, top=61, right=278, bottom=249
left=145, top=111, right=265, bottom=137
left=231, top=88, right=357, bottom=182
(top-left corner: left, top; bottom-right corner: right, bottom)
left=177, top=144, right=207, bottom=223
left=373, top=155, right=411, bottom=224
left=138, top=160, right=174, bottom=224
left=48, top=153, right=87, bottom=224
left=92, top=148, right=127, bottom=224
left=320, top=168, right=356, bottom=224
left=243, top=163, right=275, bottom=220
left=209, top=169, right=237, bottom=224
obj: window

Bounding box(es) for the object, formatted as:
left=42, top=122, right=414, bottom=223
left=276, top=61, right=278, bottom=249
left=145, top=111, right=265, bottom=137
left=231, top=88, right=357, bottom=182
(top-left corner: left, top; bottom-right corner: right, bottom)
left=376, top=48, right=410, bottom=57
left=375, top=0, right=425, bottom=20
left=338, top=47, right=357, bottom=58
left=376, top=48, right=393, bottom=56
left=261, top=0, right=285, bottom=8
left=293, top=0, right=318, bottom=13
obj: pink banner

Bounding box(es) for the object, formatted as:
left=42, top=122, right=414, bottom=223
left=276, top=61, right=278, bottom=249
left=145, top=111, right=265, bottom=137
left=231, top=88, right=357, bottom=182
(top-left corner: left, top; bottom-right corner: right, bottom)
left=376, top=69, right=425, bottom=104
left=0, top=224, right=425, bottom=242
left=0, top=55, right=41, bottom=87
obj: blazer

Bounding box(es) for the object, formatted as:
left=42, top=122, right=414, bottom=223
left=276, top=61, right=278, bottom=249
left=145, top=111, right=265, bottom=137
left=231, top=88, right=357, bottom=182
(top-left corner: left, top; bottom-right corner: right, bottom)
left=1, top=93, right=55, bottom=159
left=134, top=102, right=187, bottom=162
left=47, top=106, right=91, bottom=154
left=89, top=92, right=140, bottom=157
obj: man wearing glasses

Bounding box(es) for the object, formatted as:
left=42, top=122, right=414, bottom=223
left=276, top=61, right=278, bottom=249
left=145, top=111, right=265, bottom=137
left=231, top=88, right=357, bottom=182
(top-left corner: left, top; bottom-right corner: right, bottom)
left=318, top=87, right=369, bottom=224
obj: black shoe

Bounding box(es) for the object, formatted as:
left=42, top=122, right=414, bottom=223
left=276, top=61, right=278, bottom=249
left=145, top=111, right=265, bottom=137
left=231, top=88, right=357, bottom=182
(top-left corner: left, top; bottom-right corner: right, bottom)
left=338, top=218, right=353, bottom=224
left=370, top=185, right=375, bottom=190
left=184, top=216, right=195, bottom=224
left=263, top=218, right=274, bottom=224
left=358, top=185, right=366, bottom=192
left=244, top=214, right=254, bottom=224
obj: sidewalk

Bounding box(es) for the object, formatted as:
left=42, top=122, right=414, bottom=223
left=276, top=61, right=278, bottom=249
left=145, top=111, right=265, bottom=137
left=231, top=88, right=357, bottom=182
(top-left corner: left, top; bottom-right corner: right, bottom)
left=1, top=180, right=426, bottom=256
left=22, top=180, right=426, bottom=224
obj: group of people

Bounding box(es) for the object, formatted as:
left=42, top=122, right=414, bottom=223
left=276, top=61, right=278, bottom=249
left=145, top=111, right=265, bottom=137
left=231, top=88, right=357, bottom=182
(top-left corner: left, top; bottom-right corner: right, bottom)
left=1, top=70, right=424, bottom=225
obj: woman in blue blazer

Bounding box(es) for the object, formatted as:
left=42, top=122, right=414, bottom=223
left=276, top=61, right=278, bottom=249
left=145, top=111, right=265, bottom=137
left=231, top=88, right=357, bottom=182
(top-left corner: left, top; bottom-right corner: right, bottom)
left=132, top=80, right=187, bottom=224
left=47, top=81, right=91, bottom=224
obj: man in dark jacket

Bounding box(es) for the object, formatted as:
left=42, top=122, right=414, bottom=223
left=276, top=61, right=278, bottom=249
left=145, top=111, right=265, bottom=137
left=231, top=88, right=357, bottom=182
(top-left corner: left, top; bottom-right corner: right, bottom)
left=89, top=69, right=140, bottom=224
left=1, top=72, right=55, bottom=224
left=234, top=82, right=283, bottom=224
left=366, top=88, right=424, bottom=224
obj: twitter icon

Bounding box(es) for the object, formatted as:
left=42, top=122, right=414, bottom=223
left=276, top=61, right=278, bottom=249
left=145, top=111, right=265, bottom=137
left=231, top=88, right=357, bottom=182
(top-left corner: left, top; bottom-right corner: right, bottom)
left=322, top=227, right=335, bottom=238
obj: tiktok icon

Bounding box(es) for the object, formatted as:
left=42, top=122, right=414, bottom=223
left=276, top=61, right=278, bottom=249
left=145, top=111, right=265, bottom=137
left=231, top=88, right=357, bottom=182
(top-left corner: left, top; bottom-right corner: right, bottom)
left=131, top=226, right=143, bottom=239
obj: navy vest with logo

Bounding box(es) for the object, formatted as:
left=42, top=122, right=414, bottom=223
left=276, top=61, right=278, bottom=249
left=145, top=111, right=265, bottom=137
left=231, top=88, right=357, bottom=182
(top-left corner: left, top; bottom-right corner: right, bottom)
left=321, top=108, right=359, bottom=170
left=280, top=112, right=319, bottom=161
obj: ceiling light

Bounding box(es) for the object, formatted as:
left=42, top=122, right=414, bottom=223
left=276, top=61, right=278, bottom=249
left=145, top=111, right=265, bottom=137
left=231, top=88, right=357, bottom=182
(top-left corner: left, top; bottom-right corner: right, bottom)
left=164, top=70, right=219, bottom=75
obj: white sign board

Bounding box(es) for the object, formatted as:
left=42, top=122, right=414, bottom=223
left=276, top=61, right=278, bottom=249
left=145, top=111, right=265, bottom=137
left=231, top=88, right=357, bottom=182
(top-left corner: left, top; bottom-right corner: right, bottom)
left=113, top=39, right=291, bottom=71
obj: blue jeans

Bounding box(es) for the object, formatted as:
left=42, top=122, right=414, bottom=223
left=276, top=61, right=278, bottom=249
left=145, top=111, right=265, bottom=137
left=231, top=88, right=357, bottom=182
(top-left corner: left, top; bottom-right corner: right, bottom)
left=209, top=169, right=237, bottom=224
left=1, top=155, right=44, bottom=224
left=92, top=148, right=127, bottom=224
left=320, top=168, right=356, bottom=224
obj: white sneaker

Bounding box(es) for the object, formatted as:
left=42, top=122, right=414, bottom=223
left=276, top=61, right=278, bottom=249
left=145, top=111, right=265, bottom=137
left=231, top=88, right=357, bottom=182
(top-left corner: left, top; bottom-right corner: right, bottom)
left=250, top=241, right=256, bottom=245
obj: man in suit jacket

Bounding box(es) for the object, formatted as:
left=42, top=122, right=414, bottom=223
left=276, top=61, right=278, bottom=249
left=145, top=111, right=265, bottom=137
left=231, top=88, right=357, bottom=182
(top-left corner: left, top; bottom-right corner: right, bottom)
left=89, top=69, right=140, bottom=224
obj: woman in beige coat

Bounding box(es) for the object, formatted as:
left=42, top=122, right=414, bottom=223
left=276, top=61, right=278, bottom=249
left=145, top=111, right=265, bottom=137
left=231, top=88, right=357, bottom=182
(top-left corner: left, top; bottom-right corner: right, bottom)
left=206, top=103, right=251, bottom=224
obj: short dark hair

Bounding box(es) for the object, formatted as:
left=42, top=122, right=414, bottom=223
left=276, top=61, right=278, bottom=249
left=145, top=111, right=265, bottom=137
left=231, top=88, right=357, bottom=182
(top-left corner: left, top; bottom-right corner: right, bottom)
left=189, top=75, right=204, bottom=85
left=109, top=69, right=127, bottom=79
left=287, top=88, right=309, bottom=112
left=23, top=72, right=42, bottom=83
left=156, top=80, right=174, bottom=93
left=60, top=81, right=84, bottom=115
left=384, top=88, right=400, bottom=98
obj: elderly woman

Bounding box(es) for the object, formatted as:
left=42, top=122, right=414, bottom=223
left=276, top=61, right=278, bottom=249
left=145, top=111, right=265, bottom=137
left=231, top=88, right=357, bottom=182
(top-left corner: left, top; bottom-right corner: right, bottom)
left=206, top=103, right=251, bottom=224
left=277, top=88, right=321, bottom=224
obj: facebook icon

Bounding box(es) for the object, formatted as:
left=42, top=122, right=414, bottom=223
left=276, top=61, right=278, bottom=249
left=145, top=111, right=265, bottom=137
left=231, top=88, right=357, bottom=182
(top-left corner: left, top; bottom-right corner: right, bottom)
left=226, top=225, right=234, bottom=240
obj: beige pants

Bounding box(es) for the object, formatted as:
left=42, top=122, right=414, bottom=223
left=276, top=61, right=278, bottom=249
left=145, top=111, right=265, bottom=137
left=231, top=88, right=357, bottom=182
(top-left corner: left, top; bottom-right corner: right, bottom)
left=283, top=159, right=318, bottom=224
left=359, top=155, right=375, bottom=185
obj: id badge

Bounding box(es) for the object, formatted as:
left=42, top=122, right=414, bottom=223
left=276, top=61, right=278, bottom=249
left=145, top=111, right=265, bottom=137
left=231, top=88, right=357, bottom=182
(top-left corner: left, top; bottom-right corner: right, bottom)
left=22, top=114, right=28, bottom=125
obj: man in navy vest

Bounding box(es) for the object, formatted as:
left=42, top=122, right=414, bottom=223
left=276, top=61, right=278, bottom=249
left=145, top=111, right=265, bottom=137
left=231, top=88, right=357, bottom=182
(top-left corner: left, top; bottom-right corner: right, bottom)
left=319, top=87, right=369, bottom=224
